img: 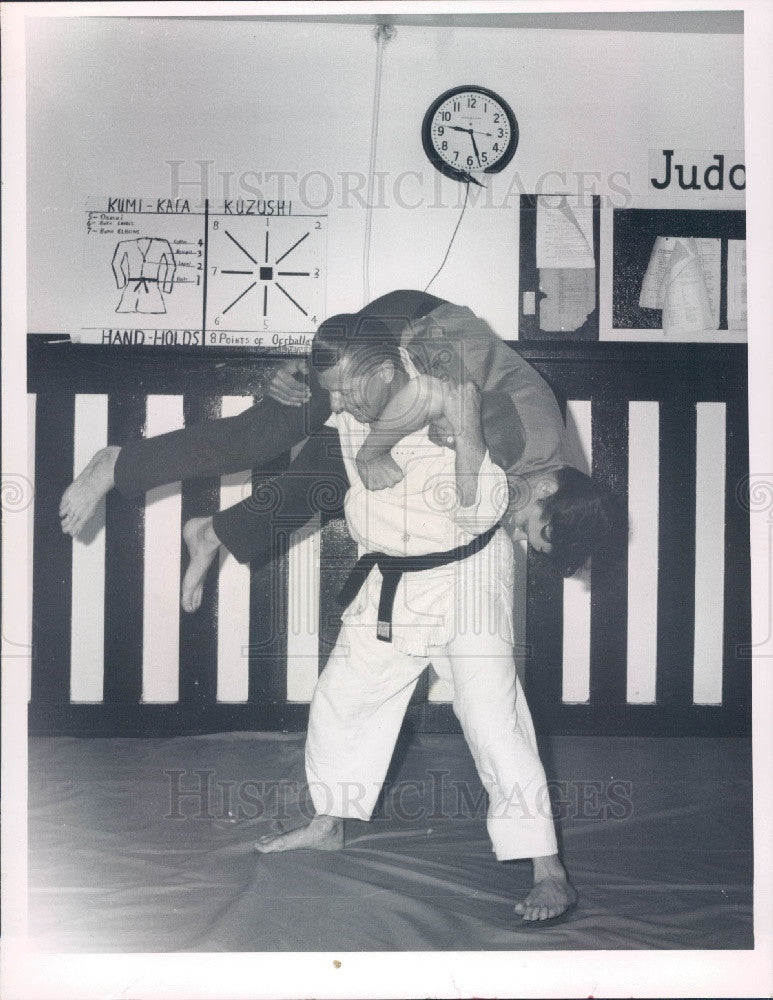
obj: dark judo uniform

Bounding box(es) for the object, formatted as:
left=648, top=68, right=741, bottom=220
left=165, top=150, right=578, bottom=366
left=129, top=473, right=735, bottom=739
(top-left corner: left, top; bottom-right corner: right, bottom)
left=113, top=290, right=572, bottom=564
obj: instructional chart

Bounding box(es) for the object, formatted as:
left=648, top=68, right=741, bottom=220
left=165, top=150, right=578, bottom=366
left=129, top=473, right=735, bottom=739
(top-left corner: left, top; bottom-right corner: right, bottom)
left=81, top=198, right=327, bottom=347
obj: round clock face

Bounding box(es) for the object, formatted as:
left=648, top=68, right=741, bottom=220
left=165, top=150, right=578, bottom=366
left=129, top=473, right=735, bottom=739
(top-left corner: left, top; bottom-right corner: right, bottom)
left=422, top=86, right=519, bottom=182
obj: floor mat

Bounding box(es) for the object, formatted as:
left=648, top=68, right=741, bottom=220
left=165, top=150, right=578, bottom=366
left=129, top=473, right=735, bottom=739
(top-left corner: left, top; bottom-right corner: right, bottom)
left=27, top=732, right=753, bottom=951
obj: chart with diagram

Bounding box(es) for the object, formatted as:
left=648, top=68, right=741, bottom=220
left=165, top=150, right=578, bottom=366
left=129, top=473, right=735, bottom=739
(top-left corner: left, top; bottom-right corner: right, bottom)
left=206, top=214, right=326, bottom=343
left=80, top=199, right=327, bottom=347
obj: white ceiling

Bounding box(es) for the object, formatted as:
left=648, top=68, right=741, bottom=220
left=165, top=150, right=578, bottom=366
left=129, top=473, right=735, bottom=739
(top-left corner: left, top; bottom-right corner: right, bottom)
left=159, top=11, right=743, bottom=34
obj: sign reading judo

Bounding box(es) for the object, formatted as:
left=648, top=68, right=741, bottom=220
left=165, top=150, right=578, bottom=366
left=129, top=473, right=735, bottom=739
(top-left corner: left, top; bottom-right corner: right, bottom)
left=81, top=198, right=327, bottom=347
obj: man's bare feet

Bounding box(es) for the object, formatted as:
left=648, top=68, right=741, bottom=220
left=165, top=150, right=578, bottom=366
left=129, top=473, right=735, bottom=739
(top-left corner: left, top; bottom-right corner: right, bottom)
left=514, top=854, right=578, bottom=924
left=181, top=516, right=222, bottom=613
left=59, top=446, right=121, bottom=536
left=254, top=814, right=344, bottom=854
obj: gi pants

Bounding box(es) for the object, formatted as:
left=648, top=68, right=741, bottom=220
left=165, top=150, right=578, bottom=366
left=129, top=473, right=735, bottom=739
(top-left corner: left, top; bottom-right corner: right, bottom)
left=305, top=566, right=558, bottom=862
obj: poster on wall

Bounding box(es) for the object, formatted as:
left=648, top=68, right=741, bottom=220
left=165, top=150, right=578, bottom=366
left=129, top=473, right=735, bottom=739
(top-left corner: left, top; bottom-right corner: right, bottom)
left=80, top=198, right=327, bottom=348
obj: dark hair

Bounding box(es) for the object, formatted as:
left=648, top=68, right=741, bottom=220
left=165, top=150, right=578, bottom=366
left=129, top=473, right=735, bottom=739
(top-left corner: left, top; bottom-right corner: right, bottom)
left=538, top=466, right=625, bottom=578
left=311, top=312, right=404, bottom=377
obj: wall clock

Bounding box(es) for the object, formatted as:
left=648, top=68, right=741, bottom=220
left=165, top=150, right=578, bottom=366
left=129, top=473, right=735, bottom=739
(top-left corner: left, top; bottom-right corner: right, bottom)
left=422, top=85, right=519, bottom=183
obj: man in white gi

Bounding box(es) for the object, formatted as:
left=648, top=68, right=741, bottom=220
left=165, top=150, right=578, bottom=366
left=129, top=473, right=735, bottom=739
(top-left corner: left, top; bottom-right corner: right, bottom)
left=254, top=320, right=578, bottom=926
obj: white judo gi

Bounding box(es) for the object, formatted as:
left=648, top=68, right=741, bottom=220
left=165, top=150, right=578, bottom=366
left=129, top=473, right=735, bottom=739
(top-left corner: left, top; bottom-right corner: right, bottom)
left=305, top=352, right=558, bottom=861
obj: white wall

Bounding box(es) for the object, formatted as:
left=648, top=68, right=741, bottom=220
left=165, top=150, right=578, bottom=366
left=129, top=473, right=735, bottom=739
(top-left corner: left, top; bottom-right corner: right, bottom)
left=27, top=17, right=745, bottom=338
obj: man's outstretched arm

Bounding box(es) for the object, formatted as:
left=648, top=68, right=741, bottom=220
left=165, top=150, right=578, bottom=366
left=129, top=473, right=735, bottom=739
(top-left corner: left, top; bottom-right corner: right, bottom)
left=445, top=381, right=490, bottom=511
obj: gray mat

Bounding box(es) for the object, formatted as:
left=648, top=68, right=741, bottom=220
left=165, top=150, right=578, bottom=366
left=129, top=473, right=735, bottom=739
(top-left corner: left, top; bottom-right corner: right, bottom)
left=28, top=732, right=753, bottom=951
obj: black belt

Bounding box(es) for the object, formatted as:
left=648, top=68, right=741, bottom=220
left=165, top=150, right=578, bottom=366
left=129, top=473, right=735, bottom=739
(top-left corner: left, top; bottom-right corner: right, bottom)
left=132, top=277, right=159, bottom=292
left=336, top=523, right=500, bottom=643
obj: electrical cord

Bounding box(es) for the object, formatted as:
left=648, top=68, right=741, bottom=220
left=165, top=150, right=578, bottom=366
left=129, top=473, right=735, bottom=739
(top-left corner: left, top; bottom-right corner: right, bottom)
left=362, top=25, right=472, bottom=301
left=423, top=178, right=471, bottom=293
left=363, top=24, right=394, bottom=307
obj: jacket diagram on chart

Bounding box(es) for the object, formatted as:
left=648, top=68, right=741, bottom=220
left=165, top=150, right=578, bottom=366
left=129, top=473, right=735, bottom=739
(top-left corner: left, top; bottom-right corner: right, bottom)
left=112, top=237, right=177, bottom=313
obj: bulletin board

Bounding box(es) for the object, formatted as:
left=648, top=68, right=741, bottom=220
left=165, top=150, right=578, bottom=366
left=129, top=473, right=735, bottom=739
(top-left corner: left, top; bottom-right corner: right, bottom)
left=518, top=194, right=601, bottom=341
left=612, top=208, right=746, bottom=336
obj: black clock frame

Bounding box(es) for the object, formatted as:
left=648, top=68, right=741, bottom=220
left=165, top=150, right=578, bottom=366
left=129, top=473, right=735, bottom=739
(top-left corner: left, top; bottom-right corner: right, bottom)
left=421, top=84, right=519, bottom=183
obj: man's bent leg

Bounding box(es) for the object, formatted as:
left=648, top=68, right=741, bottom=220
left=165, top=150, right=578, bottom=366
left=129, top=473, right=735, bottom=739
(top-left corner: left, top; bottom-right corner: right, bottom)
left=61, top=386, right=331, bottom=538
left=114, top=390, right=330, bottom=499
left=181, top=428, right=346, bottom=612
left=211, top=427, right=345, bottom=566
left=256, top=622, right=427, bottom=852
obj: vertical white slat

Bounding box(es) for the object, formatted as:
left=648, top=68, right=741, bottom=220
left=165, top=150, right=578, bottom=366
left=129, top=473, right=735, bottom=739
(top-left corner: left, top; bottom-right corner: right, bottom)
left=286, top=514, right=321, bottom=702
left=27, top=393, right=36, bottom=703
left=217, top=396, right=254, bottom=702
left=626, top=401, right=660, bottom=703
left=562, top=400, right=592, bottom=703
left=693, top=402, right=726, bottom=705
left=142, top=395, right=184, bottom=703
left=69, top=394, right=108, bottom=702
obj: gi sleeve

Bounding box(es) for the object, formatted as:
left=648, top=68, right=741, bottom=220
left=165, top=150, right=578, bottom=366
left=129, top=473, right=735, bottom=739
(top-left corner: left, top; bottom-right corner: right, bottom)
left=157, top=240, right=177, bottom=294
left=112, top=241, right=130, bottom=289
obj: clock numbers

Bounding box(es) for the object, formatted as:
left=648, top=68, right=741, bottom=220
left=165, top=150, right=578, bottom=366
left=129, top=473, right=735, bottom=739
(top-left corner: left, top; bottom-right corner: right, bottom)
left=430, top=97, right=511, bottom=171
left=423, top=86, right=518, bottom=183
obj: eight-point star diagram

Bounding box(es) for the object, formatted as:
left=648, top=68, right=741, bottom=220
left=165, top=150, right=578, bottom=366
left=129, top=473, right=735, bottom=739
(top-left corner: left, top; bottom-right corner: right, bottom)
left=211, top=216, right=325, bottom=331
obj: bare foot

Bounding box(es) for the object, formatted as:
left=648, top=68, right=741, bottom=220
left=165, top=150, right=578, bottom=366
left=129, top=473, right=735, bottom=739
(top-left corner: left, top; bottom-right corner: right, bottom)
left=59, top=446, right=121, bottom=536
left=181, top=516, right=221, bottom=613
left=514, top=854, right=578, bottom=923
left=254, top=814, right=344, bottom=854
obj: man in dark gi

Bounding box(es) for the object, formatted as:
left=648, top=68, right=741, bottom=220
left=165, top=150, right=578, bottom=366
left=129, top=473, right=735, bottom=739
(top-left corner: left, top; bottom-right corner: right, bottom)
left=60, top=290, right=616, bottom=608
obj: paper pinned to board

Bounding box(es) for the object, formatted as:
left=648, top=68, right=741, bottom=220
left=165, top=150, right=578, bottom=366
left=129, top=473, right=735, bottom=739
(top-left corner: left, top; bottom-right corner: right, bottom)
left=694, top=238, right=722, bottom=326
left=536, top=195, right=595, bottom=269
left=727, top=239, right=747, bottom=330
left=639, top=236, right=719, bottom=335
left=662, top=238, right=717, bottom=335
left=538, top=267, right=596, bottom=332
left=638, top=237, right=674, bottom=309
left=639, top=236, right=721, bottom=323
